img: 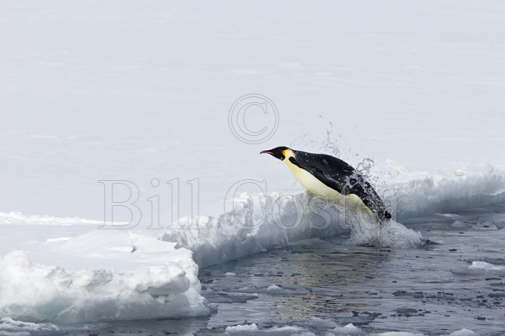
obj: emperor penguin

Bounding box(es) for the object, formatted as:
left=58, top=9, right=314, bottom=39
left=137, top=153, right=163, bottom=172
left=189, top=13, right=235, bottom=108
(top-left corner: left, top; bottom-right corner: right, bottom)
left=261, top=146, right=391, bottom=221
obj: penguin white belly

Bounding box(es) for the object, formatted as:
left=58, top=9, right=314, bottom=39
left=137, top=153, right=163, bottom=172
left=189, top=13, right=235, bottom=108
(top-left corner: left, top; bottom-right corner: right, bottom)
left=285, top=159, right=372, bottom=213
left=288, top=163, right=342, bottom=200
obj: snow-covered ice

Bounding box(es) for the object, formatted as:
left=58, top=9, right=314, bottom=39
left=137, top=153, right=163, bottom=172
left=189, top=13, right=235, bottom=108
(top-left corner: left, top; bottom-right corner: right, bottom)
left=225, top=323, right=314, bottom=335
left=381, top=164, right=505, bottom=219
left=0, top=231, right=208, bottom=323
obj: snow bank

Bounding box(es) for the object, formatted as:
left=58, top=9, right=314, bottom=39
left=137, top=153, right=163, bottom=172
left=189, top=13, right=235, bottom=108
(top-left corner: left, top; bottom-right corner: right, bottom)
left=381, top=164, right=505, bottom=219
left=161, top=192, right=422, bottom=267
left=0, top=231, right=208, bottom=323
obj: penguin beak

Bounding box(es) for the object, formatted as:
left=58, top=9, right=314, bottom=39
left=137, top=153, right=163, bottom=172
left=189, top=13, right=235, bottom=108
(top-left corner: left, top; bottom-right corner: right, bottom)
left=260, top=148, right=284, bottom=160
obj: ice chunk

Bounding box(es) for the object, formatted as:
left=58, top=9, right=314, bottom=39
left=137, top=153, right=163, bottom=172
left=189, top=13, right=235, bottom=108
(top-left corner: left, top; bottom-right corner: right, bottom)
left=328, top=323, right=363, bottom=335
left=468, top=261, right=505, bottom=272
left=226, top=323, right=260, bottom=333
left=447, top=329, right=477, bottom=336
left=225, top=323, right=315, bottom=335
left=0, top=231, right=209, bottom=323
left=452, top=260, right=505, bottom=276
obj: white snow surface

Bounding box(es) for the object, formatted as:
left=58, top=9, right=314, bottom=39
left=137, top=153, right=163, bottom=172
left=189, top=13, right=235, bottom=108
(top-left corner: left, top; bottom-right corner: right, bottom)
left=0, top=212, right=104, bottom=226
left=0, top=231, right=208, bottom=323
left=381, top=163, right=505, bottom=219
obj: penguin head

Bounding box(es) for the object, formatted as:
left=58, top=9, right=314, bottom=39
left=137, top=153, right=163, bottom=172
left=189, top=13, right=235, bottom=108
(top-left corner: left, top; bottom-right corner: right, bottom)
left=260, top=146, right=294, bottom=161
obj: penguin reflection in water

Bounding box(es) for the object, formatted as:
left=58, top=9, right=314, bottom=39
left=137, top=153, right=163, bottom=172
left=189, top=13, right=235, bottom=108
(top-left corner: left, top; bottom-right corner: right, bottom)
left=261, top=146, right=391, bottom=222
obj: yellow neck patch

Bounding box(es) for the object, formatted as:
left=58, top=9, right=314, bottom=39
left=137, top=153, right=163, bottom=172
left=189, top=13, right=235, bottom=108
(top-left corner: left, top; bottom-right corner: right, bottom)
left=282, top=149, right=295, bottom=161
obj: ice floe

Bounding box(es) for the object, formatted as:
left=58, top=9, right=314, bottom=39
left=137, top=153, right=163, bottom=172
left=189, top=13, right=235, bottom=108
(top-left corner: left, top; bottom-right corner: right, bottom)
left=225, top=323, right=315, bottom=335
left=0, top=231, right=208, bottom=323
